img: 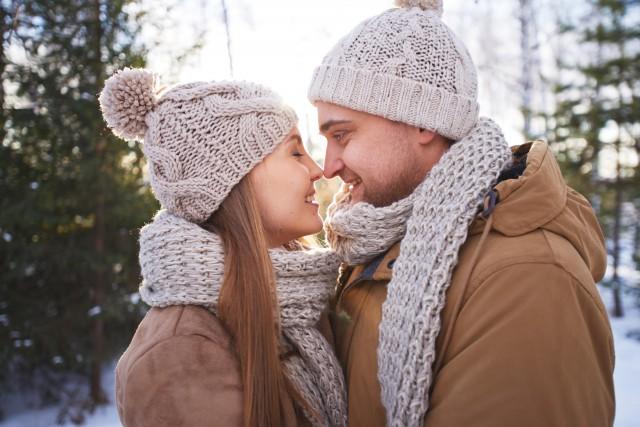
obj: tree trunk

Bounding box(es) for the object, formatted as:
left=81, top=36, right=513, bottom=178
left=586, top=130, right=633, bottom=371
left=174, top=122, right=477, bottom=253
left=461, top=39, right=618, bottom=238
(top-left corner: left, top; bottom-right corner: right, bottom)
left=221, top=0, right=233, bottom=77
left=611, top=138, right=624, bottom=318
left=518, top=0, right=533, bottom=138
left=634, top=201, right=639, bottom=269
left=0, top=3, right=11, bottom=144
left=89, top=0, right=108, bottom=406
left=90, top=191, right=107, bottom=405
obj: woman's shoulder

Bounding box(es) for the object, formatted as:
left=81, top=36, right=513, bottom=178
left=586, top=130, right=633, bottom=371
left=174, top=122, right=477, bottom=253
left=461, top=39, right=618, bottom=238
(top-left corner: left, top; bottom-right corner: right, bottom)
left=118, top=305, right=235, bottom=374
left=165, top=305, right=232, bottom=342
left=142, top=305, right=232, bottom=345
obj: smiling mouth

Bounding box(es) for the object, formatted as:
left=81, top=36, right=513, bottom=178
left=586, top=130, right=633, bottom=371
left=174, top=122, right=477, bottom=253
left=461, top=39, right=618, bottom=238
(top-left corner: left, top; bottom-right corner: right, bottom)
left=305, top=193, right=318, bottom=205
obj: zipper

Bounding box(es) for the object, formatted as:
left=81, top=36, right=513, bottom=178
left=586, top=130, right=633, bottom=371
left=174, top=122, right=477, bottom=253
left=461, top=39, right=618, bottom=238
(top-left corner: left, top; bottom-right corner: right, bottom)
left=336, top=276, right=367, bottom=309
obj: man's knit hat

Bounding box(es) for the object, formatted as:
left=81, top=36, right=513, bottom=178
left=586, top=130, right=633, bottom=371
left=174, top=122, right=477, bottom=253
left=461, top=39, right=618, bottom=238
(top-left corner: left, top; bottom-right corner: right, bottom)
left=99, top=68, right=297, bottom=223
left=308, top=0, right=478, bottom=141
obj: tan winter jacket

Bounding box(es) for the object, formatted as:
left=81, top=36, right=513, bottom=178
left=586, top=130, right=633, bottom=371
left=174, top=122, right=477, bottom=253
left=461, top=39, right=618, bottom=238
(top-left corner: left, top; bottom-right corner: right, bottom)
left=332, top=141, right=615, bottom=427
left=115, top=305, right=310, bottom=427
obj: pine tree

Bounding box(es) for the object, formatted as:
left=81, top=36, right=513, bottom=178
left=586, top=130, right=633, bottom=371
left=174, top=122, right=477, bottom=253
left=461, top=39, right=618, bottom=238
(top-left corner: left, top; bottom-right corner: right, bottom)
left=0, top=0, right=158, bottom=418
left=544, top=0, right=640, bottom=317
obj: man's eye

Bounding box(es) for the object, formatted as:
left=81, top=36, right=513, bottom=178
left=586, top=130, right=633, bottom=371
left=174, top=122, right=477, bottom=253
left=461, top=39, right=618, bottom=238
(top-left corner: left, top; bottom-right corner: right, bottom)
left=293, top=151, right=304, bottom=157
left=333, top=132, right=346, bottom=142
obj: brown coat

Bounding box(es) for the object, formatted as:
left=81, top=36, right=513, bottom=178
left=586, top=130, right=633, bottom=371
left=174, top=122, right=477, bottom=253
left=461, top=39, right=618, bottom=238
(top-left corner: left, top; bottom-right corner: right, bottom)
left=115, top=305, right=309, bottom=427
left=332, top=141, right=615, bottom=427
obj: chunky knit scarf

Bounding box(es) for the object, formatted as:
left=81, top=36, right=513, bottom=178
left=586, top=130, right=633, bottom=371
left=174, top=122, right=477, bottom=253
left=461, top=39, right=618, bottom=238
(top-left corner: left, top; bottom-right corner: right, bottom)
left=138, top=210, right=347, bottom=427
left=325, top=117, right=512, bottom=427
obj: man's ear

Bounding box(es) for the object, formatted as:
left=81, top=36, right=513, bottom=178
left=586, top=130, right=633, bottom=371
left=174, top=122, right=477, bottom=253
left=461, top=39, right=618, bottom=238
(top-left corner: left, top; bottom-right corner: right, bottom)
left=417, top=128, right=437, bottom=146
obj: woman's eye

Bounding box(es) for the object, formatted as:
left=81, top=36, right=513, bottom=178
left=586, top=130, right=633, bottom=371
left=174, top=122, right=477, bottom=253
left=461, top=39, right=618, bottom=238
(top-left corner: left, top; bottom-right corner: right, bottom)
left=293, top=151, right=304, bottom=158
left=333, top=131, right=346, bottom=142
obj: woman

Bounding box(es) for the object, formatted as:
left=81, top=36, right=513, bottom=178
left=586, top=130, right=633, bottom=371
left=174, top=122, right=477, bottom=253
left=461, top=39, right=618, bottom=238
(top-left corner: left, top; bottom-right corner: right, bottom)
left=99, top=68, right=346, bottom=427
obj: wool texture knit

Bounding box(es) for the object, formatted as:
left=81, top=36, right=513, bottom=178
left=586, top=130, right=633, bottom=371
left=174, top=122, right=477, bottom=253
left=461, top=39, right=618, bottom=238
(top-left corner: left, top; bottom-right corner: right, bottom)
left=139, top=210, right=348, bottom=427
left=324, top=117, right=513, bottom=427
left=308, top=0, right=478, bottom=140
left=99, top=68, right=297, bottom=223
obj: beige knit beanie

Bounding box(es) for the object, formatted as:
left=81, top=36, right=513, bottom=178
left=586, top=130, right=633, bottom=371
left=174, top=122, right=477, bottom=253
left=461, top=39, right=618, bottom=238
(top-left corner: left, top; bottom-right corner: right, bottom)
left=99, top=68, right=297, bottom=223
left=308, top=0, right=478, bottom=141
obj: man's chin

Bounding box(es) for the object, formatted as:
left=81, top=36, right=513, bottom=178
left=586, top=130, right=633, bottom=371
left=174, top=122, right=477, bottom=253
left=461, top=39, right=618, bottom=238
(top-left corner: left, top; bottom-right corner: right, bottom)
left=345, top=182, right=403, bottom=207
left=362, top=189, right=408, bottom=208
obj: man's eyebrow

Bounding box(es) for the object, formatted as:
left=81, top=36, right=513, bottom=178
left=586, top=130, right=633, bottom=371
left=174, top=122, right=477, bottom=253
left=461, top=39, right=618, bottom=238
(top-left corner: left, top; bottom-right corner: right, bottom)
left=319, top=120, right=352, bottom=133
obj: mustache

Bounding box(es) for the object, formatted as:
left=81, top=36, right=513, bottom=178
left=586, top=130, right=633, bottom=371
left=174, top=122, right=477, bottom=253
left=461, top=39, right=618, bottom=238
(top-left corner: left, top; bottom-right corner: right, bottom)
left=338, top=169, right=361, bottom=184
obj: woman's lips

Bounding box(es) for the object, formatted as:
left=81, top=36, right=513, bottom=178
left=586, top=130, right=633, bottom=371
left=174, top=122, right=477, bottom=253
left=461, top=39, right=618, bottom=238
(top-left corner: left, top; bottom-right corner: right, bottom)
left=305, top=192, right=319, bottom=206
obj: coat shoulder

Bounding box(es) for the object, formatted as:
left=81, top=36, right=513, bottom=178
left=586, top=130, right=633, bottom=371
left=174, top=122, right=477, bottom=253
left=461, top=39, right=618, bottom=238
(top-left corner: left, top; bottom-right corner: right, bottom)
left=460, top=229, right=599, bottom=298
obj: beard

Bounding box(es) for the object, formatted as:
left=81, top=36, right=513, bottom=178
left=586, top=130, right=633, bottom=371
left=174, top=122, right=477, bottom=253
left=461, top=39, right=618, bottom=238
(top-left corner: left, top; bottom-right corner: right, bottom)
left=361, top=165, right=427, bottom=207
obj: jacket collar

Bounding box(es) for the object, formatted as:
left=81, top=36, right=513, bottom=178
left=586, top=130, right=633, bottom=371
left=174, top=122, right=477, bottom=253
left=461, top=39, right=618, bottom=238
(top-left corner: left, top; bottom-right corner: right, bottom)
left=346, top=241, right=400, bottom=285
left=470, top=140, right=566, bottom=236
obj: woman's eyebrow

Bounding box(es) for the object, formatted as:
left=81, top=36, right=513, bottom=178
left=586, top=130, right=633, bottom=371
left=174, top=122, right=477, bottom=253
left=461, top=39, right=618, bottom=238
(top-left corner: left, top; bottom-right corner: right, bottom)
left=319, top=120, right=352, bottom=134
left=288, top=134, right=303, bottom=145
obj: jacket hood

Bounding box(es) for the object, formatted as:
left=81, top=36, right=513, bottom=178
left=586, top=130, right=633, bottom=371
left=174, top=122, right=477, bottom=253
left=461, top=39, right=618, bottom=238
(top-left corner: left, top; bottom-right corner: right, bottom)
left=471, top=141, right=606, bottom=281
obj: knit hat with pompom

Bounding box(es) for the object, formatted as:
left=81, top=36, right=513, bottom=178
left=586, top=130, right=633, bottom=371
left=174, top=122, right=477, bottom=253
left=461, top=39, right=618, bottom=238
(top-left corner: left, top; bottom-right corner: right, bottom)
left=308, top=0, right=478, bottom=141
left=99, top=68, right=297, bottom=223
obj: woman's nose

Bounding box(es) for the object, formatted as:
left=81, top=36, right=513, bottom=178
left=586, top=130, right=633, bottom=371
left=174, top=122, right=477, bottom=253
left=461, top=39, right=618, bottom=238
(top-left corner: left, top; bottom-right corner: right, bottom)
left=309, top=158, right=323, bottom=182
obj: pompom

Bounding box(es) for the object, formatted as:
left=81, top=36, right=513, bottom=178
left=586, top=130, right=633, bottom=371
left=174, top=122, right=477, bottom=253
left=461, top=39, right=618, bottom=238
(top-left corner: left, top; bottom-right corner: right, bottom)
left=394, top=0, right=443, bottom=16
left=99, top=68, right=157, bottom=141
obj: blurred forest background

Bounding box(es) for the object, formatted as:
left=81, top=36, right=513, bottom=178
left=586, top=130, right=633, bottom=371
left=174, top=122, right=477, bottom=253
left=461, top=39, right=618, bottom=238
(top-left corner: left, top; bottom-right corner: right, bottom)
left=0, top=0, right=639, bottom=424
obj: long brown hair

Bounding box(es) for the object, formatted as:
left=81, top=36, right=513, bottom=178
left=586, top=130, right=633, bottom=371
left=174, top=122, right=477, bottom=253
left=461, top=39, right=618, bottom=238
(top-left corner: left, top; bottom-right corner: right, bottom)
left=201, top=176, right=306, bottom=427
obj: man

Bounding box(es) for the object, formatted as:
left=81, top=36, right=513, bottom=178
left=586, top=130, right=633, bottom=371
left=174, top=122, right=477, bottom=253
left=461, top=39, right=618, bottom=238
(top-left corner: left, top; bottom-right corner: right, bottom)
left=308, top=1, right=615, bottom=426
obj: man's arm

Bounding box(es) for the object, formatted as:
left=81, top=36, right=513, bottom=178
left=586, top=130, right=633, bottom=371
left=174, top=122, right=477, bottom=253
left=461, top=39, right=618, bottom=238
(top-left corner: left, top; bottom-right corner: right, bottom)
left=424, top=263, right=614, bottom=427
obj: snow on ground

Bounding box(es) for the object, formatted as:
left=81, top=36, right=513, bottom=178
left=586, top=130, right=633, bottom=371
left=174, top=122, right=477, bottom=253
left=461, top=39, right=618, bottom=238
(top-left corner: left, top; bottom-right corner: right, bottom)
left=0, top=361, right=120, bottom=427
left=599, top=283, right=640, bottom=427
left=0, top=403, right=120, bottom=427
left=601, top=209, right=640, bottom=427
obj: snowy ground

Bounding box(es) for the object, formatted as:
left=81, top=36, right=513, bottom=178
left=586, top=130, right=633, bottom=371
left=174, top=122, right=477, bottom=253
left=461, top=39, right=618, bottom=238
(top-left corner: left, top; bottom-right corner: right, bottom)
left=0, top=361, right=120, bottom=427
left=2, top=282, right=639, bottom=426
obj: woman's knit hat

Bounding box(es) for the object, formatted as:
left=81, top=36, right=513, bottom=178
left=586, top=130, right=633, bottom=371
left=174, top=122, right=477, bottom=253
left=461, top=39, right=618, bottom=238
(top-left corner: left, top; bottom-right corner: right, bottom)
left=308, top=0, right=478, bottom=141
left=99, top=68, right=297, bottom=223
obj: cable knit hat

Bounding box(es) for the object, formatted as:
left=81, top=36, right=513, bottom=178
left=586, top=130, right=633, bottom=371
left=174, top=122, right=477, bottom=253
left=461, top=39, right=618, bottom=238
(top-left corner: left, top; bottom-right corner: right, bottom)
left=99, top=68, right=297, bottom=223
left=308, top=0, right=478, bottom=141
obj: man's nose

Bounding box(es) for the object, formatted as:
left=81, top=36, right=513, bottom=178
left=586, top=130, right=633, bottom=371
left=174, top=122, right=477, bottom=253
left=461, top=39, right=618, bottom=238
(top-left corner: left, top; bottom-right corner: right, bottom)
left=323, top=141, right=344, bottom=179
